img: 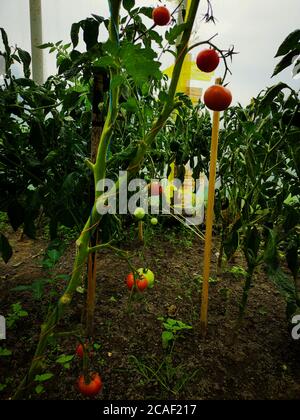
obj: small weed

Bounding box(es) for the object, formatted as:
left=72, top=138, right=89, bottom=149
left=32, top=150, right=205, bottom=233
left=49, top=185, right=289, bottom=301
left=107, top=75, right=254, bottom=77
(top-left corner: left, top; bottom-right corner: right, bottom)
left=6, top=302, right=28, bottom=328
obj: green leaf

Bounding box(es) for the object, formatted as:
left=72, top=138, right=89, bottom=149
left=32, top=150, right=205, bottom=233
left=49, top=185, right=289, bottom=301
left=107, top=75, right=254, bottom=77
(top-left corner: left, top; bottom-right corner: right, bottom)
left=123, top=0, right=135, bottom=12
left=82, top=18, right=100, bottom=50
left=148, top=30, right=163, bottom=46
left=38, top=42, right=54, bottom=49
left=272, top=50, right=300, bottom=77
left=47, top=249, right=61, bottom=263
left=110, top=74, right=125, bottom=90
left=224, top=230, right=239, bottom=260
left=267, top=268, right=296, bottom=303
left=165, top=24, right=186, bottom=45
left=34, top=373, right=54, bottom=382
left=243, top=226, right=260, bottom=267
left=121, top=97, right=138, bottom=113
left=17, top=48, right=31, bottom=78
left=260, top=83, right=289, bottom=107
left=35, top=384, right=44, bottom=394
left=0, top=347, right=12, bottom=357
left=94, top=56, right=117, bottom=69
left=70, top=22, right=81, bottom=48
left=275, top=30, right=300, bottom=57
left=139, top=7, right=153, bottom=19
left=162, top=331, right=174, bottom=349
left=0, top=233, right=13, bottom=264
left=263, top=229, right=279, bottom=271
left=120, top=42, right=162, bottom=87
left=56, top=354, right=74, bottom=364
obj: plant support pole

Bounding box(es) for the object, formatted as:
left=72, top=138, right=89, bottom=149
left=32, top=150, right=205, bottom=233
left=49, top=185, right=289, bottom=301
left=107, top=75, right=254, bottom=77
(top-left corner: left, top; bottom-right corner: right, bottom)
left=200, top=78, right=222, bottom=336
left=29, top=0, right=44, bottom=84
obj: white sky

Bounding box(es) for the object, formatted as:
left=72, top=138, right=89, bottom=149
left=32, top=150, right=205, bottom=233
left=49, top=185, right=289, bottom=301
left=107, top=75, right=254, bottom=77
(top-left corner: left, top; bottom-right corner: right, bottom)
left=0, top=0, right=299, bottom=105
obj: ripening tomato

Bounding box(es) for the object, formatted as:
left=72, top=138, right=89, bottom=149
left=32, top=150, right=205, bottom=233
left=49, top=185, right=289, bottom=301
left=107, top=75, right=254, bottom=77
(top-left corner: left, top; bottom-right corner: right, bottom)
left=148, top=182, right=162, bottom=196
left=126, top=273, right=135, bottom=290
left=152, top=6, right=171, bottom=26
left=137, top=268, right=155, bottom=288
left=136, top=275, right=148, bottom=292
left=203, top=85, right=232, bottom=111
left=76, top=344, right=85, bottom=358
left=196, top=49, right=220, bottom=73
left=78, top=373, right=102, bottom=397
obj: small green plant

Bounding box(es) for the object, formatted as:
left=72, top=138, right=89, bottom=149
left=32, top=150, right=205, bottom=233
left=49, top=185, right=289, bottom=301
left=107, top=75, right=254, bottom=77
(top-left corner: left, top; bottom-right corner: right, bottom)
left=0, top=347, right=12, bottom=357
left=227, top=265, right=247, bottom=278
left=6, top=303, right=28, bottom=328
left=11, top=244, right=68, bottom=301
left=158, top=317, right=193, bottom=350
left=34, top=373, right=54, bottom=395
left=56, top=354, right=74, bottom=369
left=129, top=317, right=196, bottom=397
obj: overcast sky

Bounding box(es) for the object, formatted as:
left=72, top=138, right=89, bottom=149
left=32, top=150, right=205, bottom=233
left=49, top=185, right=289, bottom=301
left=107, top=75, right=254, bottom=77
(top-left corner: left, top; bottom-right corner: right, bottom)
left=0, top=0, right=299, bottom=105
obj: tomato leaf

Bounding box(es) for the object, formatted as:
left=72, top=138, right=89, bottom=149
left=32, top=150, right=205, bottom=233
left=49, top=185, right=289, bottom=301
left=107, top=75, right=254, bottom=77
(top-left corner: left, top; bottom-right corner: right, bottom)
left=35, top=385, right=44, bottom=394
left=120, top=42, right=162, bottom=87
left=123, top=0, right=135, bottom=12
left=56, top=354, right=74, bottom=364
left=165, top=24, right=186, bottom=45
left=0, top=347, right=12, bottom=357
left=275, top=29, right=300, bottom=57
left=34, top=373, right=54, bottom=382
left=272, top=50, right=300, bottom=77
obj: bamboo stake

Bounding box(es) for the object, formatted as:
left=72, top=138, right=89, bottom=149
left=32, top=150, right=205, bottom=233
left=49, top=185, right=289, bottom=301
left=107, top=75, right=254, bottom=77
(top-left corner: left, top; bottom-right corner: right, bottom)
left=138, top=221, right=144, bottom=242
left=200, top=78, right=222, bottom=336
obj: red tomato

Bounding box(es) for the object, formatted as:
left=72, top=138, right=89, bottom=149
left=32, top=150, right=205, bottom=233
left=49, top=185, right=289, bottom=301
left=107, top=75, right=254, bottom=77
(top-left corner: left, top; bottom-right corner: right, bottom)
left=78, top=373, right=102, bottom=397
left=136, top=275, right=148, bottom=292
left=196, top=49, right=220, bottom=73
left=76, top=344, right=84, bottom=358
left=126, top=273, right=135, bottom=290
left=152, top=6, right=171, bottom=26
left=203, top=85, right=232, bottom=111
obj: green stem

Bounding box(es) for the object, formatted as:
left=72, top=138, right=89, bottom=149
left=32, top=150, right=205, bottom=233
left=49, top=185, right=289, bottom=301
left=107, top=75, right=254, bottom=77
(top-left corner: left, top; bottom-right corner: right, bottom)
left=239, top=265, right=255, bottom=319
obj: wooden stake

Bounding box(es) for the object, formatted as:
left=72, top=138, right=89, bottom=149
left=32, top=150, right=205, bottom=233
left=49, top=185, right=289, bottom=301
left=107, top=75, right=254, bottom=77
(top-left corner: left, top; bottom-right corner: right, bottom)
left=200, top=78, right=222, bottom=336
left=138, top=221, right=144, bottom=242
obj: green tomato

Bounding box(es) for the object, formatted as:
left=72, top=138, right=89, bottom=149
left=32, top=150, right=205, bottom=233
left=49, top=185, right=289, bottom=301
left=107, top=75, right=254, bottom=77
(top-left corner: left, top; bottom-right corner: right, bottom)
left=137, top=268, right=155, bottom=288
left=150, top=217, right=158, bottom=225
left=134, top=207, right=145, bottom=220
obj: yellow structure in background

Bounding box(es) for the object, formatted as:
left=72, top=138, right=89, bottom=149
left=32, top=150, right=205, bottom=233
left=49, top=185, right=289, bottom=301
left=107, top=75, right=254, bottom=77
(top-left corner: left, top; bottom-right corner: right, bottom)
left=164, top=53, right=213, bottom=105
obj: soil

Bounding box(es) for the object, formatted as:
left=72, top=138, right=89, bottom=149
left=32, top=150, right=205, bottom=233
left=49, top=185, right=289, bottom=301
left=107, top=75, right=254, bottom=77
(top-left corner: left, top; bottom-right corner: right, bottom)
left=0, top=224, right=300, bottom=400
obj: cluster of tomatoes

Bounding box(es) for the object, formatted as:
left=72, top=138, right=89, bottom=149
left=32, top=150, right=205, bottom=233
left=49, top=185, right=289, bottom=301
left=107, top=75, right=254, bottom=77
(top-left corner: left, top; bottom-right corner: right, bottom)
left=152, top=5, right=232, bottom=112
left=126, top=268, right=155, bottom=292
left=75, top=343, right=103, bottom=397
